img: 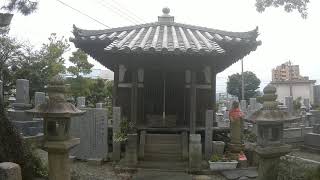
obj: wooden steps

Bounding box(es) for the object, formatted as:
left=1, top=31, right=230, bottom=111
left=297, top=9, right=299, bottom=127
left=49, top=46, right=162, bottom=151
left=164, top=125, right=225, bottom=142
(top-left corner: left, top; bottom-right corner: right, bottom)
left=144, top=134, right=182, bottom=161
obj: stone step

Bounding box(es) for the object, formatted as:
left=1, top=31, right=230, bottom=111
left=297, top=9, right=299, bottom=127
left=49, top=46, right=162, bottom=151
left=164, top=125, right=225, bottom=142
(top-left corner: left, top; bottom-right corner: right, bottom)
left=144, top=153, right=182, bottom=161
left=145, top=134, right=181, bottom=144
left=144, top=144, right=182, bottom=154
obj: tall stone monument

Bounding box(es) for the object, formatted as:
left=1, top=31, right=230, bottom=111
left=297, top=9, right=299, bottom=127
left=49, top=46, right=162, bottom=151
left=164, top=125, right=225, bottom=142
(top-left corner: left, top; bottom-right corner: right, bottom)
left=248, top=84, right=292, bottom=180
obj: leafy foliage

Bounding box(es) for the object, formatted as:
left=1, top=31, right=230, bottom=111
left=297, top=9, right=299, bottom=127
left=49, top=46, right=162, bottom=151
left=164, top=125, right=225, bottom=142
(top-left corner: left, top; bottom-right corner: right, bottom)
left=227, top=71, right=261, bottom=101
left=0, top=100, right=47, bottom=179
left=12, top=33, right=69, bottom=98
left=67, top=49, right=93, bottom=78
left=2, top=0, right=38, bottom=15
left=255, top=0, right=310, bottom=19
left=0, top=35, right=23, bottom=90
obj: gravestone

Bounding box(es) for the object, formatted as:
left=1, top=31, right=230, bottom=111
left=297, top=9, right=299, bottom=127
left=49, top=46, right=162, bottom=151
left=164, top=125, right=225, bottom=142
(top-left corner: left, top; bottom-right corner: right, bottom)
left=303, top=98, right=310, bottom=111
left=285, top=96, right=294, bottom=115
left=249, top=98, right=257, bottom=111
left=70, top=107, right=108, bottom=160
left=240, top=100, right=247, bottom=112
left=34, top=92, right=46, bottom=107
left=8, top=79, right=42, bottom=136
left=76, top=97, right=86, bottom=108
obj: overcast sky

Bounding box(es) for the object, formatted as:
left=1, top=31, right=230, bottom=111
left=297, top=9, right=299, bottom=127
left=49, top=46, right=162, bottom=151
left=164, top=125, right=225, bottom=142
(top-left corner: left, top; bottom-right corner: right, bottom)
left=3, top=0, right=320, bottom=93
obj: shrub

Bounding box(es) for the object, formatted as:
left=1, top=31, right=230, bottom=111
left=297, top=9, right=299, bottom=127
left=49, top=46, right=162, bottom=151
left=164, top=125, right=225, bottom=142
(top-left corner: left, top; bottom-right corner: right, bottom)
left=0, top=101, right=47, bottom=179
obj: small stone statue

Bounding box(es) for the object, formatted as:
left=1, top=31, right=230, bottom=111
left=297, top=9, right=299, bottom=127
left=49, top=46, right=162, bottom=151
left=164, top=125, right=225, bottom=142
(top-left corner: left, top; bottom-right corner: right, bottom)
left=229, top=101, right=244, bottom=152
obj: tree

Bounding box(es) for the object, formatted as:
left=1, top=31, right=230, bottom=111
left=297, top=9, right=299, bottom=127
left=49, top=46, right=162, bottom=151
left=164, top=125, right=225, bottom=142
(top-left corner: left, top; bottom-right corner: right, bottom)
left=227, top=71, right=261, bottom=101
left=87, top=79, right=112, bottom=106
left=0, top=35, right=25, bottom=95
left=2, top=0, right=38, bottom=16
left=13, top=33, right=69, bottom=97
left=255, top=0, right=309, bottom=18
left=67, top=49, right=93, bottom=78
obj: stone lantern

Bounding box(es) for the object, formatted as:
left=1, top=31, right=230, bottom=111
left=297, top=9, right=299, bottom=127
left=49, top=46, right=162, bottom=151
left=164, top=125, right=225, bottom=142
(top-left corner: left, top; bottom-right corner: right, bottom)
left=247, top=84, right=292, bottom=180
left=27, top=75, right=84, bottom=180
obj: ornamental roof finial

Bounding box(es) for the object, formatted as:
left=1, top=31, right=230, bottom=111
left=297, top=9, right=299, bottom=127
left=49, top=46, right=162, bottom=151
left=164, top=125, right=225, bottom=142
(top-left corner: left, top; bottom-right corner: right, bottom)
left=158, top=7, right=174, bottom=23
left=162, top=7, right=170, bottom=15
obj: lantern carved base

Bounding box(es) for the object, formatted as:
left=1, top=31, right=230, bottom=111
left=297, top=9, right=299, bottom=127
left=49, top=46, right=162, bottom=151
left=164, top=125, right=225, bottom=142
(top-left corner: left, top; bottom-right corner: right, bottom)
left=255, top=144, right=291, bottom=180
left=44, top=138, right=80, bottom=180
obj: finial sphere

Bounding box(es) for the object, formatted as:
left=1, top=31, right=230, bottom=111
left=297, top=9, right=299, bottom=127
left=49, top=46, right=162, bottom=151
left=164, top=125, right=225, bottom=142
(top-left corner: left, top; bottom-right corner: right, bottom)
left=162, top=7, right=170, bottom=15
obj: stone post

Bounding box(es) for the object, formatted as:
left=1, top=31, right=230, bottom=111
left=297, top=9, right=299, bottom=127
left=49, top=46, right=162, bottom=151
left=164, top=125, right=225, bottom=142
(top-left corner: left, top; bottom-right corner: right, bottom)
left=76, top=97, right=86, bottom=108
left=112, top=107, right=121, bottom=161
left=205, top=110, right=213, bottom=160
left=124, top=133, right=138, bottom=166
left=181, top=131, right=188, bottom=160
left=139, top=130, right=146, bottom=159
left=0, top=162, right=22, bottom=180
left=27, top=75, right=84, bottom=180
left=10, top=79, right=32, bottom=121
left=189, top=134, right=202, bottom=170
left=34, top=92, right=46, bottom=107
left=285, top=96, right=294, bottom=115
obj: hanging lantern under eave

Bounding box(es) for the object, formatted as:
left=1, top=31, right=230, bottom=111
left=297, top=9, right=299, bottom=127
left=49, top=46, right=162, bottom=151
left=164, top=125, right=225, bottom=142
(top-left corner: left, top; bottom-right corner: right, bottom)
left=0, top=13, right=13, bottom=27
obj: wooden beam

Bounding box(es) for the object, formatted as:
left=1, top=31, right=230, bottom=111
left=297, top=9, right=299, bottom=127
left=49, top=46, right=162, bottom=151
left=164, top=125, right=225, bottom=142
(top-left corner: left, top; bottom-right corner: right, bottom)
left=190, top=70, right=197, bottom=134
left=131, top=69, right=138, bottom=126
left=211, top=67, right=217, bottom=126
left=112, top=64, right=119, bottom=106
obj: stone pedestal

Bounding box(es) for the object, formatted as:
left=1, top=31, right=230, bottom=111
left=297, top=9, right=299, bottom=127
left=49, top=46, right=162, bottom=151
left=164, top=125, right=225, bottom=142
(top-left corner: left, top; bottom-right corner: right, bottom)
left=45, top=138, right=80, bottom=180
left=124, top=133, right=138, bottom=166
left=189, top=134, right=202, bottom=170
left=255, top=145, right=291, bottom=180
left=0, top=162, right=22, bottom=180
left=212, top=141, right=225, bottom=156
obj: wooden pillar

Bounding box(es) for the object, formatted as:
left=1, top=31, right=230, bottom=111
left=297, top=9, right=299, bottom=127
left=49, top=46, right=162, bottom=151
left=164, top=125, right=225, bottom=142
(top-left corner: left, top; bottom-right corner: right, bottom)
left=190, top=71, right=197, bottom=134
left=211, top=68, right=217, bottom=126
left=131, top=69, right=138, bottom=125
left=112, top=65, right=119, bottom=106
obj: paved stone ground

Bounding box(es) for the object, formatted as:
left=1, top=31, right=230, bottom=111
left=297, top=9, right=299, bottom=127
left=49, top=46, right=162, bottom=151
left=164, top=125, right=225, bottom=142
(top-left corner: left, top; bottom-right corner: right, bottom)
left=289, top=149, right=320, bottom=162
left=132, top=170, right=226, bottom=180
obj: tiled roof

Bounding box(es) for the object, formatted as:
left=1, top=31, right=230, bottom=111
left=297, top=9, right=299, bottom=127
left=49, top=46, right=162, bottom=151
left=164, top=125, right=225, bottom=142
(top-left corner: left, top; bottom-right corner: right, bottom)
left=72, top=8, right=260, bottom=56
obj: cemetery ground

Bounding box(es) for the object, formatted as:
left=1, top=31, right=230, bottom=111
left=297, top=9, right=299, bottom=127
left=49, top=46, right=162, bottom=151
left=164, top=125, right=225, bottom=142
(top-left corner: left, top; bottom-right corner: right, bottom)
left=34, top=147, right=320, bottom=180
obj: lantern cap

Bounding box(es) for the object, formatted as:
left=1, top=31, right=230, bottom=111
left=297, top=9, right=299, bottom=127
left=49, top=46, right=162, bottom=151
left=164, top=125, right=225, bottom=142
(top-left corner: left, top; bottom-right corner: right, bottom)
left=246, top=84, right=300, bottom=123
left=27, top=75, right=84, bottom=117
